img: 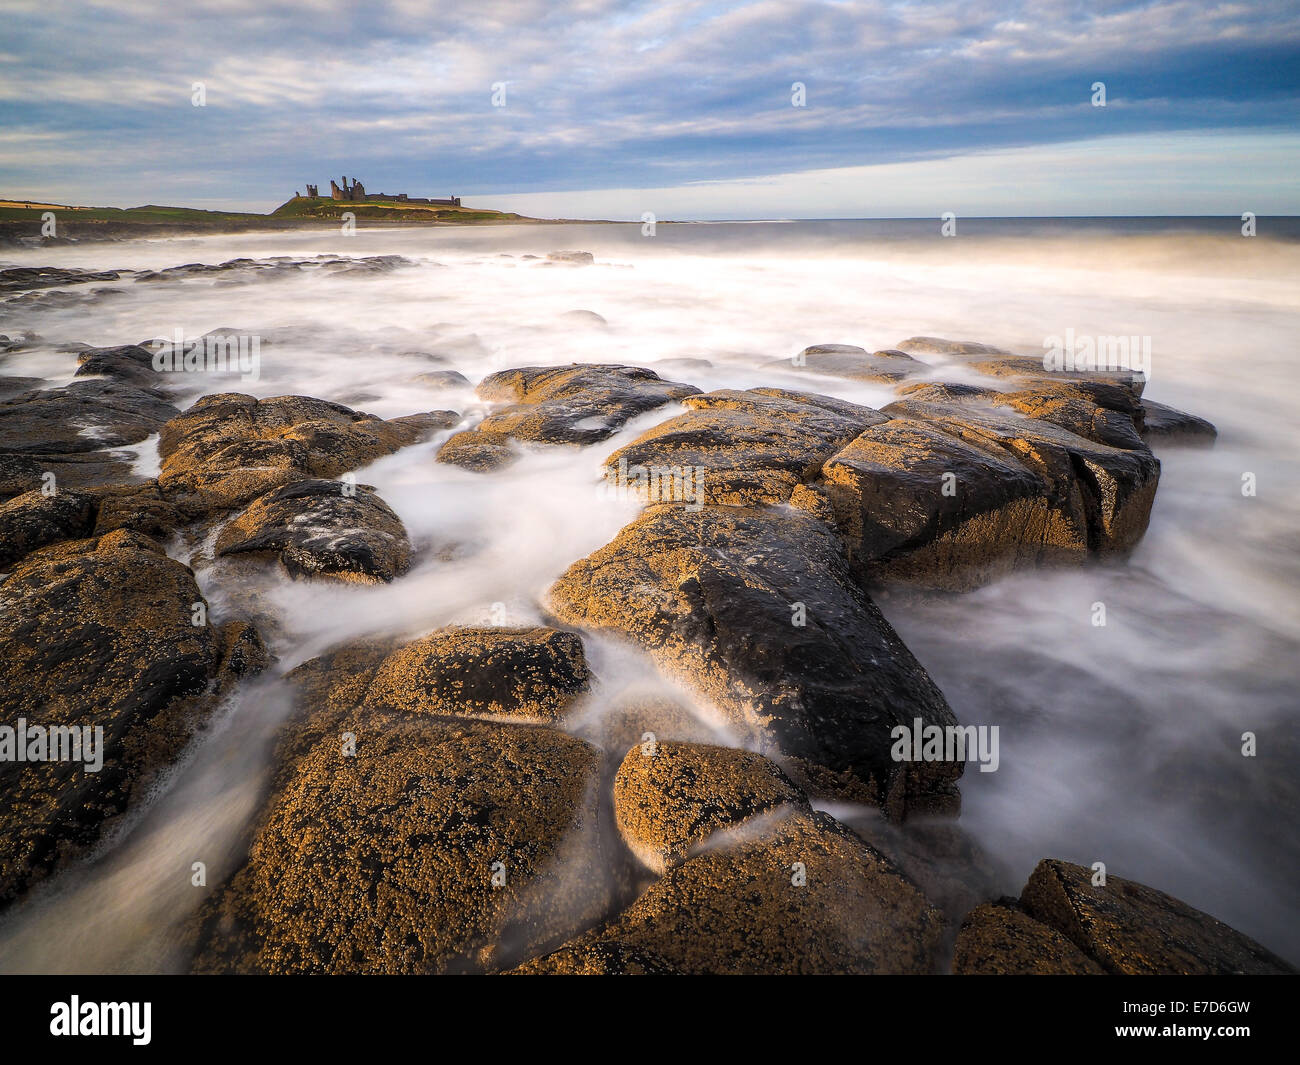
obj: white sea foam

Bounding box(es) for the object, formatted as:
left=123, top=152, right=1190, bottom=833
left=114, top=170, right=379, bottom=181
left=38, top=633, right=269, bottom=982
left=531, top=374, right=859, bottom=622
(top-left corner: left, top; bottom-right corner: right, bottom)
left=0, top=220, right=1296, bottom=969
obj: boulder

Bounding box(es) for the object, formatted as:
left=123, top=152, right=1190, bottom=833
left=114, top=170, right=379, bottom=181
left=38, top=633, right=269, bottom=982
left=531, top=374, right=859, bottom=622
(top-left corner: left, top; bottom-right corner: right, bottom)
left=0, top=488, right=96, bottom=568
left=612, top=741, right=807, bottom=873
left=73, top=344, right=164, bottom=388
left=435, top=428, right=516, bottom=472
left=1019, top=859, right=1295, bottom=975
left=363, top=626, right=590, bottom=722
left=548, top=503, right=961, bottom=816
left=472, top=364, right=699, bottom=446
left=821, top=417, right=1088, bottom=590
left=0, top=529, right=264, bottom=909
left=952, top=900, right=1106, bottom=974
left=530, top=810, right=944, bottom=974
left=214, top=478, right=411, bottom=583
left=157, top=393, right=447, bottom=511
left=604, top=387, right=885, bottom=506
left=770, top=343, right=924, bottom=383
left=1140, top=398, right=1218, bottom=446
left=882, top=399, right=1161, bottom=556
left=191, top=695, right=609, bottom=973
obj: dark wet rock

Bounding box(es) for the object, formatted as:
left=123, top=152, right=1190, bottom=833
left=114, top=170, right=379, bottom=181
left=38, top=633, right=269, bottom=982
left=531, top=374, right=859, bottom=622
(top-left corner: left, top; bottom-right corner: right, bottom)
left=952, top=900, right=1106, bottom=975
left=0, top=266, right=122, bottom=293
left=0, top=529, right=265, bottom=909
left=214, top=479, right=411, bottom=583
left=473, top=364, right=698, bottom=446
left=604, top=387, right=885, bottom=506
left=434, top=428, right=516, bottom=472
left=363, top=626, right=590, bottom=722
left=191, top=701, right=609, bottom=973
left=414, top=369, right=472, bottom=390
left=773, top=343, right=923, bottom=383
left=548, top=503, right=961, bottom=817
left=0, top=376, right=45, bottom=401
left=72, top=344, right=163, bottom=388
left=818, top=389, right=1162, bottom=589
left=613, top=741, right=807, bottom=873
left=1019, top=859, right=1295, bottom=975
left=90, top=481, right=188, bottom=539
left=533, top=809, right=943, bottom=974
left=1140, top=398, right=1218, bottom=446
left=0, top=378, right=177, bottom=455
left=157, top=393, right=439, bottom=512
left=0, top=380, right=177, bottom=501
left=899, top=378, right=1147, bottom=450
left=545, top=250, right=594, bottom=265
left=882, top=398, right=1161, bottom=556
left=0, top=488, right=95, bottom=569
left=821, top=417, right=1088, bottom=590
left=894, top=337, right=1148, bottom=397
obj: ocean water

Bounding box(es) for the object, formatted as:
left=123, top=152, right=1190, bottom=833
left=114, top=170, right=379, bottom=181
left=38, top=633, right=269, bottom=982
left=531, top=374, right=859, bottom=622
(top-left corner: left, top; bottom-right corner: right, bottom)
left=0, top=218, right=1296, bottom=970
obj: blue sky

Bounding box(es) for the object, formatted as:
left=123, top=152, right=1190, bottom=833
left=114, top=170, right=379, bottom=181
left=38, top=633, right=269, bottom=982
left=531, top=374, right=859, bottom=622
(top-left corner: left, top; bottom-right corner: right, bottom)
left=1, top=0, right=1298, bottom=218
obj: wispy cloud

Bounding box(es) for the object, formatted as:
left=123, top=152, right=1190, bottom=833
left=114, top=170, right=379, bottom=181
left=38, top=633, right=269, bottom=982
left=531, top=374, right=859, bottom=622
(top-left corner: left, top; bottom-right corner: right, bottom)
left=1, top=0, right=1297, bottom=214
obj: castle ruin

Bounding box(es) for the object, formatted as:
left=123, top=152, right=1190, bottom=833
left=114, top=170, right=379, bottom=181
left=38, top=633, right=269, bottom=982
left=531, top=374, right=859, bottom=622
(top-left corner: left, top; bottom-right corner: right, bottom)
left=296, top=177, right=460, bottom=208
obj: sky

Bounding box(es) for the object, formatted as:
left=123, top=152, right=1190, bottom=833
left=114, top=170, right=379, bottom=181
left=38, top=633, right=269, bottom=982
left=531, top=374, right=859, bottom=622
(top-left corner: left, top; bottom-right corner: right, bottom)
left=1, top=0, right=1298, bottom=219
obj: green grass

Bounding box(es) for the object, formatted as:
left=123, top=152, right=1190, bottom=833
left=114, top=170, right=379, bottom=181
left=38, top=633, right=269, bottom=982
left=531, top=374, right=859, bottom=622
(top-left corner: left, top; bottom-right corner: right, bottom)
left=269, top=196, right=526, bottom=223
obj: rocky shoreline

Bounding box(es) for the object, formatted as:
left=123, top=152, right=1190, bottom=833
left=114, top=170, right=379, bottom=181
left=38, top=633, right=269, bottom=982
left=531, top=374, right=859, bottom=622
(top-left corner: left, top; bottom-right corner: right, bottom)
left=3, top=254, right=1287, bottom=975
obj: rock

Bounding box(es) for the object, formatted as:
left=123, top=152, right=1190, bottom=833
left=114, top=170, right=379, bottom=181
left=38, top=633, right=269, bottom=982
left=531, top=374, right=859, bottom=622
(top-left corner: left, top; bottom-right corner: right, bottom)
left=882, top=398, right=1161, bottom=557
left=560, top=310, right=607, bottom=326
left=413, top=371, right=470, bottom=392
left=0, top=489, right=96, bottom=568
left=363, top=626, right=590, bottom=722
left=952, top=900, right=1106, bottom=974
left=73, top=344, right=164, bottom=388
left=0, top=379, right=179, bottom=500
left=899, top=379, right=1147, bottom=450
left=613, top=741, right=807, bottom=873
left=90, top=481, right=188, bottom=538
left=191, top=709, right=609, bottom=974
left=435, top=428, right=516, bottom=472
left=0, top=378, right=177, bottom=455
left=895, top=336, right=1009, bottom=357
left=541, top=809, right=943, bottom=974
left=772, top=343, right=923, bottom=383
left=545, top=250, right=595, bottom=264
left=604, top=387, right=885, bottom=506
left=0, top=376, right=44, bottom=402
left=893, top=337, right=1148, bottom=397
left=548, top=503, right=961, bottom=816
left=473, top=364, right=699, bottom=446
left=511, top=941, right=677, bottom=974
left=157, top=393, right=437, bottom=511
left=1140, top=399, right=1218, bottom=446
left=0, top=266, right=122, bottom=293
left=214, top=479, right=411, bottom=583
left=821, top=417, right=1087, bottom=590
left=0, top=530, right=260, bottom=909
left=1019, top=859, right=1295, bottom=975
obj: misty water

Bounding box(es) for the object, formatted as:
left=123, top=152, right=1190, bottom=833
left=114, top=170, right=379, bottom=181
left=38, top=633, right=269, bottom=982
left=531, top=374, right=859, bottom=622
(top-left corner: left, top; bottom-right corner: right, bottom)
left=0, top=218, right=1296, bottom=970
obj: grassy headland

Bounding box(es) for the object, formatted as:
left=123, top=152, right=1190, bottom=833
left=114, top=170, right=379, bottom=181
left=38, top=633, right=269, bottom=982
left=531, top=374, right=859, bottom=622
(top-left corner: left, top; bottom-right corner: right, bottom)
left=0, top=196, right=542, bottom=247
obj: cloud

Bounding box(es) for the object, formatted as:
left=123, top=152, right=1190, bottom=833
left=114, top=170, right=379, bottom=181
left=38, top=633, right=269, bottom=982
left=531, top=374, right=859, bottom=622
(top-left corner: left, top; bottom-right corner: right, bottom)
left=1, top=0, right=1297, bottom=213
